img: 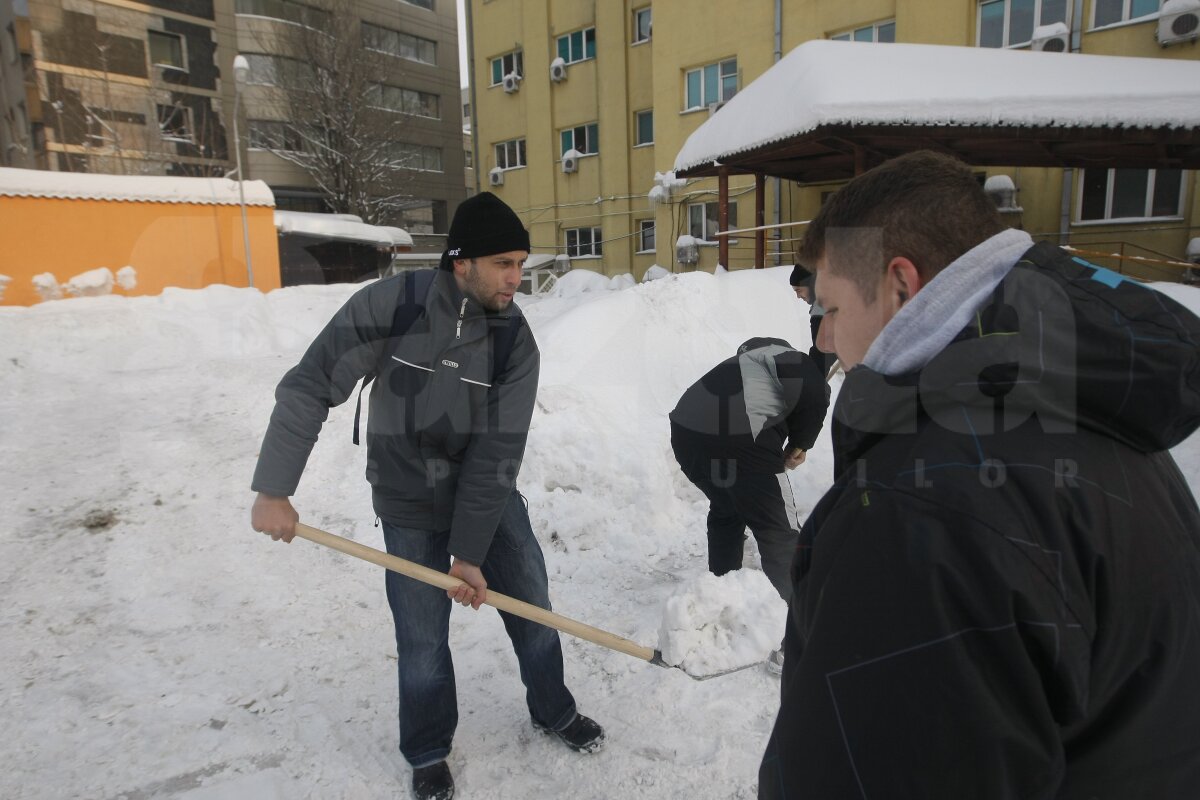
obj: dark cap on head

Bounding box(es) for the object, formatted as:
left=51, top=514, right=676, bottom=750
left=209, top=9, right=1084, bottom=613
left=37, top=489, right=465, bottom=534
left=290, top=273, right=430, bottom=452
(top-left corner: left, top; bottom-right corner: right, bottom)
left=737, top=336, right=792, bottom=355
left=790, top=264, right=813, bottom=286
left=440, top=192, right=531, bottom=270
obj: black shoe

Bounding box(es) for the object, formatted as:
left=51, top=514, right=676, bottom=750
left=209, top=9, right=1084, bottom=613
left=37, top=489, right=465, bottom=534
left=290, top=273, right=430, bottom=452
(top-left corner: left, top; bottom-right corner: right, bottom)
left=533, top=713, right=606, bottom=754
left=411, top=761, right=454, bottom=800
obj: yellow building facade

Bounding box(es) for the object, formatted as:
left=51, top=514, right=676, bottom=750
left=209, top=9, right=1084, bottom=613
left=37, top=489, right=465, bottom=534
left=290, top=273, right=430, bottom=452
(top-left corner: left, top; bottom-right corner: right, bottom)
left=467, top=0, right=1199, bottom=281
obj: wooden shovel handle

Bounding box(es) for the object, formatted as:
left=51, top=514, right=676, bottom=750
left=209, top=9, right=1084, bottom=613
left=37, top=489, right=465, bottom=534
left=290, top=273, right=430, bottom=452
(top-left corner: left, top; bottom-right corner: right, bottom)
left=293, top=522, right=657, bottom=664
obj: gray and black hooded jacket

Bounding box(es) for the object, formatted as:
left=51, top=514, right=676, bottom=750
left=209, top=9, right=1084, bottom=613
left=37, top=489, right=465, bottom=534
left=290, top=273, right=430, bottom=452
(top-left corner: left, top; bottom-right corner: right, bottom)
left=251, top=268, right=538, bottom=564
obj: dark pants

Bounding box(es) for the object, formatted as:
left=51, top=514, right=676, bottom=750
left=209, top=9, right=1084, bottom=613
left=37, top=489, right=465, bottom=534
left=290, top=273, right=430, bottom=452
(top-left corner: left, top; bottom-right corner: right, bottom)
left=673, top=445, right=800, bottom=602
left=381, top=490, right=577, bottom=768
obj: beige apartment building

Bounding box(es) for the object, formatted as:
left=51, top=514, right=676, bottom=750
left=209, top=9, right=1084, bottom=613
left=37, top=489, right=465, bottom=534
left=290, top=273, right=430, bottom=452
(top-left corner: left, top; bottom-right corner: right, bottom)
left=466, top=0, right=1199, bottom=280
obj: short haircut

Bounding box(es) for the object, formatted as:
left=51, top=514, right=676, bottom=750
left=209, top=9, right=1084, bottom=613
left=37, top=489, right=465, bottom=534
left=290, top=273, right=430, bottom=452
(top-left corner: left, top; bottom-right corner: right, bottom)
left=797, top=151, right=1004, bottom=302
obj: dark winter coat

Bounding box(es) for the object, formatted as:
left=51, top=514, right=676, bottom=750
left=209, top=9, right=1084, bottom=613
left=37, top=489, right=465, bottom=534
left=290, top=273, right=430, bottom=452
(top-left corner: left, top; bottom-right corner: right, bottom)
left=670, top=343, right=829, bottom=474
left=760, top=242, right=1200, bottom=799
left=251, top=269, right=538, bottom=564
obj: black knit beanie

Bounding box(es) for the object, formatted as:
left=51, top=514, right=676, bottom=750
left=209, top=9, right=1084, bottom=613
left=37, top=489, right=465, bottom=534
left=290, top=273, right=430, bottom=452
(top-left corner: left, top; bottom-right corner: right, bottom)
left=439, top=192, right=531, bottom=270
left=790, top=264, right=813, bottom=286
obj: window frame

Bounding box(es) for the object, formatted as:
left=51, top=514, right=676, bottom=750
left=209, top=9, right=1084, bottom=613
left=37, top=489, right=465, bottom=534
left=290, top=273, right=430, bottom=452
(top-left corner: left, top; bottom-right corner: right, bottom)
left=1091, top=0, right=1162, bottom=29
left=490, top=50, right=524, bottom=86
left=366, top=82, right=440, bottom=119
left=687, top=200, right=738, bottom=242
left=147, top=30, right=187, bottom=72
left=362, top=21, right=437, bottom=66
left=684, top=58, right=737, bottom=111
left=565, top=226, right=603, bottom=258
left=155, top=102, right=194, bottom=143
left=556, top=26, right=596, bottom=65
left=830, top=19, right=896, bottom=43
left=638, top=219, right=656, bottom=253
left=976, top=0, right=1071, bottom=48
left=634, top=109, right=653, bottom=146
left=560, top=122, right=599, bottom=157
left=246, top=119, right=305, bottom=152
left=390, top=141, right=444, bottom=173
left=234, top=0, right=329, bottom=29
left=632, top=7, right=652, bottom=44
left=1076, top=167, right=1185, bottom=224
left=494, top=137, right=527, bottom=171
left=241, top=53, right=312, bottom=87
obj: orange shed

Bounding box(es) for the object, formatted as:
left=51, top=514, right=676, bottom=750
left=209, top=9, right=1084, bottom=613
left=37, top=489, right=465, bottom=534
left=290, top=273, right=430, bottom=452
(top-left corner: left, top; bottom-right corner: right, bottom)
left=0, top=167, right=280, bottom=306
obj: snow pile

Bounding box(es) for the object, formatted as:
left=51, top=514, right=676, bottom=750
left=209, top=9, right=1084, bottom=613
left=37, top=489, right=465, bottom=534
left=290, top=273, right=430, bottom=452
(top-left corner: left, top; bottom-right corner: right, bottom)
left=31, top=271, right=62, bottom=301
left=657, top=570, right=786, bottom=673
left=0, top=274, right=9, bottom=301
left=116, top=266, right=138, bottom=290
left=64, top=267, right=115, bottom=298
left=609, top=273, right=635, bottom=290
left=642, top=264, right=671, bottom=282
left=546, top=268, right=613, bottom=298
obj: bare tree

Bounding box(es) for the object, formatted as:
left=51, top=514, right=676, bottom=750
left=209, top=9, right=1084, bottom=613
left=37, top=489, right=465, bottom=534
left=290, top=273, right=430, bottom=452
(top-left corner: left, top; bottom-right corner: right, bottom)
left=246, top=0, right=426, bottom=225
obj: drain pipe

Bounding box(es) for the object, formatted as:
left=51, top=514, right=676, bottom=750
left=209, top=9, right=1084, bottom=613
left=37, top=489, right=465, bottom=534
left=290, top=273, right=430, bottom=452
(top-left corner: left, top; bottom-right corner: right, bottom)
left=1059, top=0, right=1085, bottom=244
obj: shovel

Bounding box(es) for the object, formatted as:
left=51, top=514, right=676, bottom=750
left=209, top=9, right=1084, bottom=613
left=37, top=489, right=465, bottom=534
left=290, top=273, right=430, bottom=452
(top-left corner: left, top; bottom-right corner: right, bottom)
left=291, top=522, right=761, bottom=681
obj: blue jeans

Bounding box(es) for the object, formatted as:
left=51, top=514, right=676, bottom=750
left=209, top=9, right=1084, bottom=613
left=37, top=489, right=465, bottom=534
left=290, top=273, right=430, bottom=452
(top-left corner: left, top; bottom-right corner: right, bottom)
left=382, top=490, right=577, bottom=767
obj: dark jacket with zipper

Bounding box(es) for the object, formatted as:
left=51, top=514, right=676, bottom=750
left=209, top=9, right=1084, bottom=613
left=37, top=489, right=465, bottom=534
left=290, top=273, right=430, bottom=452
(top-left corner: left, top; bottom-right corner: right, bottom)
left=670, top=344, right=829, bottom=474
left=760, top=242, right=1200, bottom=799
left=251, top=269, right=538, bottom=565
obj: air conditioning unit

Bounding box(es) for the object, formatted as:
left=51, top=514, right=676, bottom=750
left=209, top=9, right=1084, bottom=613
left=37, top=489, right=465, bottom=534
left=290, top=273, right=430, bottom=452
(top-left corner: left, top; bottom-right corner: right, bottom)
left=550, top=58, right=567, bottom=82
left=707, top=100, right=726, bottom=117
left=488, top=167, right=504, bottom=187
left=1158, top=0, right=1200, bottom=45
left=561, top=152, right=579, bottom=174
left=1031, top=21, right=1070, bottom=52
left=502, top=72, right=521, bottom=93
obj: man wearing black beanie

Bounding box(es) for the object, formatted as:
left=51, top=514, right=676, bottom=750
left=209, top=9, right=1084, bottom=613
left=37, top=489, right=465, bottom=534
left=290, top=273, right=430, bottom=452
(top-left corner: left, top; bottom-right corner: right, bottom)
left=789, top=264, right=834, bottom=375
left=251, top=192, right=604, bottom=800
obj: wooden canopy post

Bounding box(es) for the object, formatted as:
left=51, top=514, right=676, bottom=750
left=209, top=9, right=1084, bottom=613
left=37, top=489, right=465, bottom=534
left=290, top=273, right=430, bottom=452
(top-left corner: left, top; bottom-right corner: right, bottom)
left=754, top=173, right=766, bottom=268
left=718, top=166, right=729, bottom=269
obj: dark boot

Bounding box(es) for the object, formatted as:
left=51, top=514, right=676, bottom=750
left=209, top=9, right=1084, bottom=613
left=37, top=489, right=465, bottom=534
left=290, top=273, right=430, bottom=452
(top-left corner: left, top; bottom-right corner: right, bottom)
left=533, top=713, right=605, bottom=754
left=411, top=761, right=454, bottom=800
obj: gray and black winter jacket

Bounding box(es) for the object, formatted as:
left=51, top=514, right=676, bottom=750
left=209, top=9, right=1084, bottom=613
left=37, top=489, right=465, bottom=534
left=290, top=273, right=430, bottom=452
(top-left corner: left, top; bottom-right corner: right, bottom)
left=251, top=269, right=539, bottom=564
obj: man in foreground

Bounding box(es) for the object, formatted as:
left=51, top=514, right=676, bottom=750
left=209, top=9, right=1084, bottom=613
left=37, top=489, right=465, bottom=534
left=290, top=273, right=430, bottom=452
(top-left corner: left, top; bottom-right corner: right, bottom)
left=760, top=151, right=1200, bottom=798
left=251, top=193, right=603, bottom=800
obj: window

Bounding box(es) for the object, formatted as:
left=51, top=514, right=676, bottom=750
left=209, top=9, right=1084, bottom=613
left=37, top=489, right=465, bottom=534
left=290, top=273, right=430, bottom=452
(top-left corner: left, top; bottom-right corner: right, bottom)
left=362, top=22, right=437, bottom=65
left=1094, top=0, right=1160, bottom=27
left=148, top=30, right=185, bottom=70
left=156, top=103, right=192, bottom=142
left=234, top=0, right=328, bottom=28
left=367, top=83, right=440, bottom=118
left=247, top=119, right=305, bottom=152
left=464, top=149, right=473, bottom=168
left=560, top=123, right=598, bottom=156
left=490, top=50, right=523, bottom=85
left=633, top=8, right=652, bottom=43
left=684, top=58, right=737, bottom=110
left=242, top=53, right=313, bottom=86
left=688, top=201, right=738, bottom=241
left=389, top=142, right=443, bottom=172
left=978, top=0, right=1068, bottom=47
left=556, top=27, right=596, bottom=64
left=638, top=220, right=656, bottom=252
left=566, top=227, right=603, bottom=257
left=401, top=0, right=434, bottom=9
left=634, top=110, right=653, bottom=146
left=831, top=19, right=896, bottom=42
left=494, top=138, right=526, bottom=170
left=1079, top=168, right=1183, bottom=222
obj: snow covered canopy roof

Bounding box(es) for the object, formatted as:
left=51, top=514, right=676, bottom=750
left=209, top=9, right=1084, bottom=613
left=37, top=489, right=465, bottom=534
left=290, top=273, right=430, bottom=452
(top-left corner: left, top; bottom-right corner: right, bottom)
left=275, top=210, right=404, bottom=247
left=674, top=41, right=1200, bottom=183
left=0, top=166, right=275, bottom=206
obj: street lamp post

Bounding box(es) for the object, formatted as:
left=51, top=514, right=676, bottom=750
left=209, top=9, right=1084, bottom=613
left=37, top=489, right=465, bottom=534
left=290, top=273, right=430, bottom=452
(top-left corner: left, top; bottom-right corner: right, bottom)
left=232, top=54, right=254, bottom=289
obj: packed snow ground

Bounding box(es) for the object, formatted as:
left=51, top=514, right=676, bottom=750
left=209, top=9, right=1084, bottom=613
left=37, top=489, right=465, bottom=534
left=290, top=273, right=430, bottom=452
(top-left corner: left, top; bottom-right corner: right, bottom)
left=2, top=267, right=1198, bottom=800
